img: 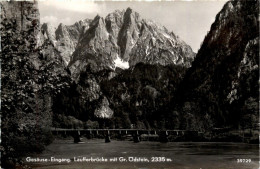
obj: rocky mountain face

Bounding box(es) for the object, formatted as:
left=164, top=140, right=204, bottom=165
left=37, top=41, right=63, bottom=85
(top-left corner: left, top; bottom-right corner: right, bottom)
left=49, top=8, right=195, bottom=124
left=1, top=1, right=71, bottom=167
left=60, top=8, right=195, bottom=80
left=175, top=0, right=259, bottom=130
left=38, top=19, right=92, bottom=65
left=39, top=8, right=195, bottom=77
left=1, top=1, right=39, bottom=33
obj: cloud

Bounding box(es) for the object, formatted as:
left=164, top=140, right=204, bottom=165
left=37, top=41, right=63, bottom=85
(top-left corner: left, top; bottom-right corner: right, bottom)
left=60, top=17, right=72, bottom=25
left=41, top=0, right=101, bottom=14
left=41, top=15, right=72, bottom=26
left=41, top=16, right=58, bottom=25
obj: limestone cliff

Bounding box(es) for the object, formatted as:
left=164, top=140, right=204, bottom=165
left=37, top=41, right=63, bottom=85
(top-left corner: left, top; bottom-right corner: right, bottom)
left=175, top=0, right=259, bottom=130
left=51, top=8, right=195, bottom=80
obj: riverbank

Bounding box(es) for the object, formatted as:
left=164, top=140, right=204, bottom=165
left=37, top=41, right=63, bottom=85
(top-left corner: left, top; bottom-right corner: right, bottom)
left=52, top=128, right=259, bottom=144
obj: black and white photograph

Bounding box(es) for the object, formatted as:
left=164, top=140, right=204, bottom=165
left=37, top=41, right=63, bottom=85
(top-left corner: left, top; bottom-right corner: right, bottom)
left=0, top=0, right=259, bottom=168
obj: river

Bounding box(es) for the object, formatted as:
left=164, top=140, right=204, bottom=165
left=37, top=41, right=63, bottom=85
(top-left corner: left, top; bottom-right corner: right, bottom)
left=25, top=138, right=259, bottom=169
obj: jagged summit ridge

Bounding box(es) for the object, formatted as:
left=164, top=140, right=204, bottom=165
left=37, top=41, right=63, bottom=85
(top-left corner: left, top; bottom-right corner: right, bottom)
left=39, top=8, right=195, bottom=80
left=38, top=19, right=92, bottom=64
left=65, top=8, right=195, bottom=79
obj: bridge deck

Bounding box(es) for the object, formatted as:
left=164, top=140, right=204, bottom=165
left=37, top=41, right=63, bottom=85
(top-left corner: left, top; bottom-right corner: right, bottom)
left=51, top=128, right=187, bottom=132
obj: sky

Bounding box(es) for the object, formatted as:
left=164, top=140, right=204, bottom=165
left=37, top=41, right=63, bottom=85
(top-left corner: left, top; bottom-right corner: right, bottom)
left=38, top=0, right=228, bottom=52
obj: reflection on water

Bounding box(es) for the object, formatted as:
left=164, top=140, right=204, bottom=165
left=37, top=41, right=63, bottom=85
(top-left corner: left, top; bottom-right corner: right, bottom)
left=26, top=139, right=259, bottom=169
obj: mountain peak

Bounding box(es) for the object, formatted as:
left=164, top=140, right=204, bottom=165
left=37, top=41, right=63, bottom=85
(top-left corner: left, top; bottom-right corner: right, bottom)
left=41, top=22, right=55, bottom=32
left=124, top=7, right=140, bottom=19
left=106, top=9, right=125, bottom=19
left=93, top=15, right=101, bottom=21
left=70, top=9, right=194, bottom=79
left=126, top=7, right=133, bottom=13
left=39, top=7, right=195, bottom=80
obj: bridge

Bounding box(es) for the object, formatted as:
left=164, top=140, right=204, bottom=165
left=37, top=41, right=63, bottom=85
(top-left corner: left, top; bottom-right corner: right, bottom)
left=51, top=128, right=199, bottom=143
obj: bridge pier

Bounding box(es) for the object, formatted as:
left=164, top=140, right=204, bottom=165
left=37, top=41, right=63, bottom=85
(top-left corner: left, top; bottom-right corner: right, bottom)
left=105, top=130, right=111, bottom=143
left=133, top=130, right=141, bottom=143
left=105, top=135, right=111, bottom=143
left=73, top=131, right=82, bottom=143
left=116, top=130, right=122, bottom=140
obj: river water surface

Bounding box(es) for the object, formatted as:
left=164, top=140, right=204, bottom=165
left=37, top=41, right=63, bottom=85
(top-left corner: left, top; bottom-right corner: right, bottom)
left=25, top=138, right=259, bottom=169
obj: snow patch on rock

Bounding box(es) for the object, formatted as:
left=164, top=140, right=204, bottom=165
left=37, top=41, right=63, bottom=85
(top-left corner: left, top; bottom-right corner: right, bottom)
left=114, top=55, right=129, bottom=69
